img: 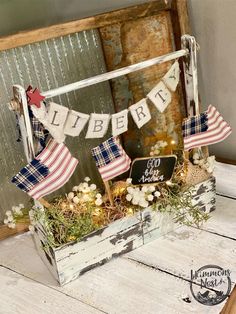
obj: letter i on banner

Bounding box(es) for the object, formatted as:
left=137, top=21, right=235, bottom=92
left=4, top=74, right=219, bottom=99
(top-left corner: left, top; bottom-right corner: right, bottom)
left=64, top=110, right=90, bottom=137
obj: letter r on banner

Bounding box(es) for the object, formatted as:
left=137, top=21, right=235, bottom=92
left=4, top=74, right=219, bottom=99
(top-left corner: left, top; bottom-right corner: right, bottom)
left=147, top=81, right=171, bottom=113
left=86, top=113, right=110, bottom=138
left=112, top=109, right=128, bottom=137
left=129, top=99, right=151, bottom=129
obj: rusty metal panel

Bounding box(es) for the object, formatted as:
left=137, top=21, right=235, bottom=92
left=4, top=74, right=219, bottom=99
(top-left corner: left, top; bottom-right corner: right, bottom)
left=99, top=11, right=186, bottom=158
left=0, top=30, right=114, bottom=221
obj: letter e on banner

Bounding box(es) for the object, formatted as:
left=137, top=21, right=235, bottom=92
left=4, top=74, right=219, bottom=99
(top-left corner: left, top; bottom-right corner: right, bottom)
left=147, top=81, right=171, bottom=113
left=129, top=99, right=151, bottom=129
left=86, top=113, right=110, bottom=138
left=163, top=61, right=180, bottom=92
left=112, top=109, right=128, bottom=136
left=64, top=110, right=90, bottom=137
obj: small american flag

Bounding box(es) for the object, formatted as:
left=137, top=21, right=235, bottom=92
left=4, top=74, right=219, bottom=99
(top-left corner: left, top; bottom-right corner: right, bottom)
left=12, top=139, right=78, bottom=200
left=92, top=137, right=131, bottom=181
left=183, top=105, right=232, bottom=151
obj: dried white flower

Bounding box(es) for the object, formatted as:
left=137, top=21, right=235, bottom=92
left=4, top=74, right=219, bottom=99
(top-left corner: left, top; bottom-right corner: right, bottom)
left=90, top=184, right=97, bottom=191
left=154, top=191, right=161, bottom=198
left=126, top=194, right=132, bottom=202
left=193, top=152, right=200, bottom=160
left=132, top=198, right=139, bottom=205
left=127, top=187, right=134, bottom=194
left=73, top=196, right=79, bottom=204
left=95, top=198, right=103, bottom=206
left=5, top=210, right=12, bottom=217
left=148, top=185, right=155, bottom=192
left=96, top=193, right=102, bottom=199
left=8, top=222, right=16, bottom=229
left=147, top=194, right=154, bottom=201
left=7, top=215, right=14, bottom=222
left=126, top=178, right=132, bottom=184
left=19, top=203, right=24, bottom=209
left=141, top=186, right=148, bottom=193
left=84, top=177, right=91, bottom=182
left=72, top=186, right=79, bottom=192
left=28, top=225, right=35, bottom=233
left=83, top=194, right=91, bottom=202
left=67, top=192, right=74, bottom=200
left=3, top=218, right=8, bottom=225
left=139, top=200, right=149, bottom=208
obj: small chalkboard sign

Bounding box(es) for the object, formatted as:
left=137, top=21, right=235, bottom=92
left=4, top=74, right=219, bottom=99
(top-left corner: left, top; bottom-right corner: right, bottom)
left=130, top=155, right=177, bottom=185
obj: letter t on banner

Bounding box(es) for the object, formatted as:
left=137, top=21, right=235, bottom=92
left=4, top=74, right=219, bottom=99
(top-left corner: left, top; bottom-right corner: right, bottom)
left=112, top=109, right=128, bottom=136
left=86, top=113, right=110, bottom=138
left=147, top=81, right=171, bottom=113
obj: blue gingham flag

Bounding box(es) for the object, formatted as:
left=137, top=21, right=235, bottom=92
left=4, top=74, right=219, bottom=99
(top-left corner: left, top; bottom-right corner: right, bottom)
left=182, top=112, right=208, bottom=138
left=29, top=107, right=48, bottom=152
left=12, top=159, right=49, bottom=192
left=91, top=137, right=122, bottom=168
left=91, top=137, right=131, bottom=181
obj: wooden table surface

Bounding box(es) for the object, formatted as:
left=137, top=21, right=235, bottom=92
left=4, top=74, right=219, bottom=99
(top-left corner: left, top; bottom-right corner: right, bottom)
left=0, top=195, right=235, bottom=314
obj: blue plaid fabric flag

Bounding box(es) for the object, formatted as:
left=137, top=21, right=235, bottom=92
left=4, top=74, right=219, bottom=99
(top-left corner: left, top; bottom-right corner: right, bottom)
left=91, top=137, right=122, bottom=168
left=15, top=107, right=48, bottom=153
left=182, top=112, right=208, bottom=137
left=12, top=159, right=49, bottom=192
left=29, top=107, right=49, bottom=152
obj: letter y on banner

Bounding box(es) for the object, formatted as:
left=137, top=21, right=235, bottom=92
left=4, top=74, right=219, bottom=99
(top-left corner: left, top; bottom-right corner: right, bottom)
left=163, top=61, right=180, bottom=92
left=86, top=113, right=110, bottom=138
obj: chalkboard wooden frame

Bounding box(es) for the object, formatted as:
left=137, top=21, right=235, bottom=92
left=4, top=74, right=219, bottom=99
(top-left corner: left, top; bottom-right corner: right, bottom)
left=129, top=155, right=177, bottom=186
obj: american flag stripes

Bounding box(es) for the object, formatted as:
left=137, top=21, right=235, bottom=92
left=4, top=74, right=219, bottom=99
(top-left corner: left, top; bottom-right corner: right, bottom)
left=12, top=139, right=78, bottom=200
left=183, top=105, right=232, bottom=151
left=92, top=137, right=131, bottom=181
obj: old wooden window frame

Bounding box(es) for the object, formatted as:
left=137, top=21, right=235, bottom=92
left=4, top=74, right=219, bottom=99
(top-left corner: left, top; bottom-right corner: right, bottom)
left=0, top=0, right=190, bottom=240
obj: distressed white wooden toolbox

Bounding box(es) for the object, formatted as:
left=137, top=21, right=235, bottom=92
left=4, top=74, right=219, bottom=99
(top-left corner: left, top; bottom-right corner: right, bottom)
left=34, top=177, right=215, bottom=285
left=13, top=25, right=216, bottom=285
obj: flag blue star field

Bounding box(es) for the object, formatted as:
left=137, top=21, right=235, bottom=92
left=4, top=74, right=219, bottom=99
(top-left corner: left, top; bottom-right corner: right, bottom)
left=182, top=105, right=232, bottom=150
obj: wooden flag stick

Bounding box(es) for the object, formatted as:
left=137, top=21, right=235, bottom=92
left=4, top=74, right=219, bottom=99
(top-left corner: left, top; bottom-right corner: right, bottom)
left=103, top=181, right=114, bottom=207
left=38, top=198, right=51, bottom=209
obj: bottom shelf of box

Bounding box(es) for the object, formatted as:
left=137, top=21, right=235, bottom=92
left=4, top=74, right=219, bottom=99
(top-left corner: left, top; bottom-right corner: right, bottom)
left=33, top=176, right=216, bottom=286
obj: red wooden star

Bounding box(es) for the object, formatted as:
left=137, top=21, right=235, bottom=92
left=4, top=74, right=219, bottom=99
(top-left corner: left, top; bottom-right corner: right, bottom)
left=26, top=87, right=45, bottom=108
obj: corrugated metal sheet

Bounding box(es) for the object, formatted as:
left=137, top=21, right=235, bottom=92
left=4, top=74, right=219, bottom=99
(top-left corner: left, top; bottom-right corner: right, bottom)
left=0, top=30, right=114, bottom=221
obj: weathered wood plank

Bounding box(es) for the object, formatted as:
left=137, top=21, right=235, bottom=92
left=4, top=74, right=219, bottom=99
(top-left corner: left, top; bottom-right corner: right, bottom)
left=0, top=1, right=171, bottom=51
left=0, top=236, right=225, bottom=314
left=0, top=223, right=29, bottom=241
left=199, top=195, right=236, bottom=239
left=126, top=226, right=236, bottom=285
left=0, top=266, right=102, bottom=314
left=221, top=285, right=236, bottom=314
